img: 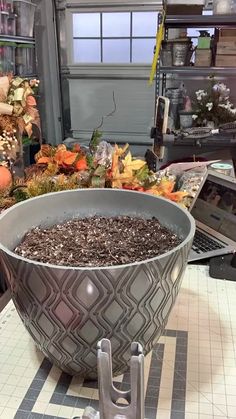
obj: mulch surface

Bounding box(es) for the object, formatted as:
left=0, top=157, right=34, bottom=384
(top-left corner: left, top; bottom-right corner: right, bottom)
left=14, top=216, right=181, bottom=267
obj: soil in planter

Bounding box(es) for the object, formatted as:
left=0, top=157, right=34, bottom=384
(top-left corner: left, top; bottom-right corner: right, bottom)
left=14, top=216, right=181, bottom=267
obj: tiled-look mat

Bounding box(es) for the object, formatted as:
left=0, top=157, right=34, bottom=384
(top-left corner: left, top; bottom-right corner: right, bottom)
left=0, top=265, right=235, bottom=419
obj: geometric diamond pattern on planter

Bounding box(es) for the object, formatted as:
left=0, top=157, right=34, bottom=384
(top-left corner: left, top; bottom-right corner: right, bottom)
left=74, top=275, right=100, bottom=308
left=53, top=300, right=74, bottom=327
left=0, top=189, right=195, bottom=378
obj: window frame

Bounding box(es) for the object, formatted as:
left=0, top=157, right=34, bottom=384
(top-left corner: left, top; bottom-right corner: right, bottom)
left=64, top=5, right=161, bottom=69
left=72, top=11, right=158, bottom=64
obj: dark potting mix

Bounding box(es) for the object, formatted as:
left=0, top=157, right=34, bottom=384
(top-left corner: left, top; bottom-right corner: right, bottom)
left=14, top=216, right=181, bottom=267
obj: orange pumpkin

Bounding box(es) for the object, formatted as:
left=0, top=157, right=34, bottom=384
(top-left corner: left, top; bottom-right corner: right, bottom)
left=0, top=166, right=12, bottom=191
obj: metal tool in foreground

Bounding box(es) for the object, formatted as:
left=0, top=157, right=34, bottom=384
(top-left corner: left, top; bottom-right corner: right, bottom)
left=81, top=339, right=145, bottom=419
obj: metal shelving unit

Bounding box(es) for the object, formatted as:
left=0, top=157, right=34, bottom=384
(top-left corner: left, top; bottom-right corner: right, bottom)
left=0, top=35, right=35, bottom=44
left=164, top=132, right=236, bottom=147
left=159, top=13, right=236, bottom=95
left=154, top=13, right=236, bottom=172
left=160, top=66, right=236, bottom=76
left=0, top=15, right=37, bottom=307
left=165, top=14, right=236, bottom=28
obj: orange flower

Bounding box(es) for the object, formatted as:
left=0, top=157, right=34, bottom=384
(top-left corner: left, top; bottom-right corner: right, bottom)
left=159, top=179, right=175, bottom=195
left=26, top=95, right=37, bottom=107
left=164, top=191, right=188, bottom=203
left=72, top=144, right=81, bottom=153
left=37, top=156, right=52, bottom=164
left=54, top=150, right=77, bottom=166
left=75, top=158, right=88, bottom=171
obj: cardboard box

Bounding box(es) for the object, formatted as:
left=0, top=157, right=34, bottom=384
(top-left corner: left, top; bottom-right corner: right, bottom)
left=218, top=40, right=236, bottom=47
left=217, top=43, right=236, bottom=55
left=220, top=29, right=236, bottom=37
left=215, top=55, right=236, bottom=66
left=166, top=5, right=203, bottom=14
left=219, top=38, right=236, bottom=45
left=195, top=49, right=212, bottom=66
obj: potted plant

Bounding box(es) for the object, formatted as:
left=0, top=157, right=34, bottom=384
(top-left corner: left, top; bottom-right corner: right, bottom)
left=192, top=76, right=236, bottom=128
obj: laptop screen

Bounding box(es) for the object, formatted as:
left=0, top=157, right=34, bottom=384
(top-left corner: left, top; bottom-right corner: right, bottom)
left=191, top=173, right=236, bottom=242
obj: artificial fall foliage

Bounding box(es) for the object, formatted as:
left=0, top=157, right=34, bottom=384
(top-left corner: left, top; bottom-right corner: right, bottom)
left=35, top=144, right=88, bottom=172
left=0, top=140, right=189, bottom=211
left=111, top=145, right=146, bottom=188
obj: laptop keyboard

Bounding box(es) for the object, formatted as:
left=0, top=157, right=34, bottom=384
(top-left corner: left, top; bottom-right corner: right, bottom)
left=192, top=230, right=225, bottom=254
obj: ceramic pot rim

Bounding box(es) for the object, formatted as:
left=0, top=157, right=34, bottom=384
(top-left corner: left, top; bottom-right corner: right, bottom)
left=0, top=188, right=195, bottom=271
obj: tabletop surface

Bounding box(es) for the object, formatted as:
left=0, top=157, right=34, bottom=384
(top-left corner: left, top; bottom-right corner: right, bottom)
left=0, top=264, right=236, bottom=419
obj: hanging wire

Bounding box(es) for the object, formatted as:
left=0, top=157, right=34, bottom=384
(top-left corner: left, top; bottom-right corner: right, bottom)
left=95, top=90, right=117, bottom=131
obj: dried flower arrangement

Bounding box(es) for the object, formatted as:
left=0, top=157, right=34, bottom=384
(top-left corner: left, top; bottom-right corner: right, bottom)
left=0, top=75, right=40, bottom=198
left=0, top=75, right=40, bottom=138
left=192, top=76, right=236, bottom=127
left=0, top=136, right=189, bottom=212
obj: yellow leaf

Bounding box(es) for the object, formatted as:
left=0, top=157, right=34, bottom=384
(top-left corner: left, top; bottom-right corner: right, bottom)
left=122, top=152, right=146, bottom=173
left=122, top=152, right=132, bottom=166
left=130, top=159, right=146, bottom=171
left=112, top=179, right=123, bottom=189
left=111, top=146, right=146, bottom=189
left=114, top=143, right=129, bottom=157
left=159, top=179, right=175, bottom=194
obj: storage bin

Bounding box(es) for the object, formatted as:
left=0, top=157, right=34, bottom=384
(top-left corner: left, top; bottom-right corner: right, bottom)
left=0, top=1, right=13, bottom=13
left=213, top=0, right=231, bottom=14
left=0, top=11, right=8, bottom=34
left=0, top=1, right=7, bottom=11
left=172, top=39, right=193, bottom=66
left=4, top=44, right=15, bottom=72
left=0, top=44, right=4, bottom=72
left=13, top=0, right=36, bottom=37
left=6, top=0, right=13, bottom=12
left=15, top=44, right=35, bottom=76
left=0, top=41, right=16, bottom=73
left=7, top=13, right=16, bottom=35
left=232, top=0, right=236, bottom=12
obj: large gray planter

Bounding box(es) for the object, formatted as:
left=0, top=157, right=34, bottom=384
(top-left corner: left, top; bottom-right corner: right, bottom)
left=0, top=189, right=195, bottom=378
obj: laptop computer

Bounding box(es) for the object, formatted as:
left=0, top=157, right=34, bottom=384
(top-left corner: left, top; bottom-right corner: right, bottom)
left=188, top=170, right=236, bottom=262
